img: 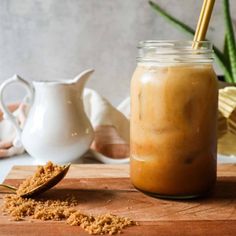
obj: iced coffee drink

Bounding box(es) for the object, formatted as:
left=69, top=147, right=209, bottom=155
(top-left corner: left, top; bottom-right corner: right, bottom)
left=130, top=41, right=218, bottom=198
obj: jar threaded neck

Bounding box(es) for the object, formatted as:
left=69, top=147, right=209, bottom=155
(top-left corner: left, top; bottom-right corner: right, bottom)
left=137, top=40, right=214, bottom=64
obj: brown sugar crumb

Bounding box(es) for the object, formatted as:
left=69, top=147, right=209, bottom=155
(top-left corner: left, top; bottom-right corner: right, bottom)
left=16, top=161, right=64, bottom=195
left=2, top=194, right=78, bottom=221
left=67, top=212, right=135, bottom=235
left=2, top=194, right=135, bottom=234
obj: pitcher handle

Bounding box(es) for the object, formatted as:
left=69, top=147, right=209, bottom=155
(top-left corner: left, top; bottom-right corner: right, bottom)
left=0, top=75, right=34, bottom=147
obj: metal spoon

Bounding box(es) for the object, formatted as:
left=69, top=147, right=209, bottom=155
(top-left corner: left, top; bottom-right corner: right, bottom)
left=0, top=184, right=17, bottom=192
left=0, top=163, right=71, bottom=197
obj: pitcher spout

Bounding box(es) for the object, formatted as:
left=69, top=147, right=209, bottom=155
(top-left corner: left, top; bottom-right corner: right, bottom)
left=72, top=69, right=94, bottom=95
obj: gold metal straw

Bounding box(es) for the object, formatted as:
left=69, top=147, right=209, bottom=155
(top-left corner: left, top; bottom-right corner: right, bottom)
left=193, top=0, right=215, bottom=48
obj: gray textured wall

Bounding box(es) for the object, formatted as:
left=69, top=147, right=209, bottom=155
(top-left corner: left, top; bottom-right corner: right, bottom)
left=0, top=0, right=235, bottom=105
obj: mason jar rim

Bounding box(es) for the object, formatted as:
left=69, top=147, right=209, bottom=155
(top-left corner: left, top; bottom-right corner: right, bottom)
left=138, top=40, right=212, bottom=49
left=137, top=40, right=214, bottom=64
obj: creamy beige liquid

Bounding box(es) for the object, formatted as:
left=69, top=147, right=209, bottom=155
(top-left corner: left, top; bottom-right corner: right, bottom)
left=130, top=64, right=218, bottom=197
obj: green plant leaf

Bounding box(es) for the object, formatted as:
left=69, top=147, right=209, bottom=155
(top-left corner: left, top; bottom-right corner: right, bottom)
left=214, top=46, right=234, bottom=83
left=149, top=0, right=195, bottom=36
left=223, top=34, right=231, bottom=72
left=149, top=0, right=234, bottom=83
left=223, top=0, right=236, bottom=83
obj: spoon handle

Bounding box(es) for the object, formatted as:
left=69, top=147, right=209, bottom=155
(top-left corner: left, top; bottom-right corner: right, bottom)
left=0, top=184, right=17, bottom=191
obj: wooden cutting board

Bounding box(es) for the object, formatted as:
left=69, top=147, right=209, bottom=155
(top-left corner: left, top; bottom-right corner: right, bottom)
left=0, top=164, right=236, bottom=236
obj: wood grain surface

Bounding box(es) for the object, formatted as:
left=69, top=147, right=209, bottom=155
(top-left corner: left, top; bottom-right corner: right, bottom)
left=0, top=164, right=236, bottom=236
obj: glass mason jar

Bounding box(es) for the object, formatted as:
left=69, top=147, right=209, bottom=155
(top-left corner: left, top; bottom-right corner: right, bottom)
left=130, top=41, right=218, bottom=199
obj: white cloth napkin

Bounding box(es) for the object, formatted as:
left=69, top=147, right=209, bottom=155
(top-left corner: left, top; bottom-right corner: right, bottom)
left=0, top=89, right=130, bottom=163
left=84, top=89, right=130, bottom=142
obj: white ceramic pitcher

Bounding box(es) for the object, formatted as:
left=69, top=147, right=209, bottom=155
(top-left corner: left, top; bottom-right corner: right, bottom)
left=0, top=69, right=94, bottom=164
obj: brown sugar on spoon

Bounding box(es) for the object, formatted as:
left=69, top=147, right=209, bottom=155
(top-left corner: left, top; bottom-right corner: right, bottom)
left=16, top=161, right=64, bottom=196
